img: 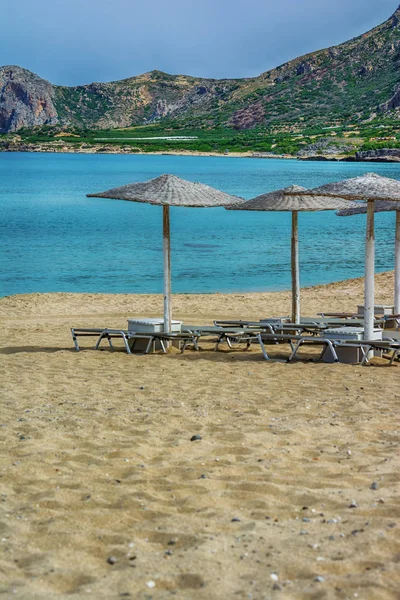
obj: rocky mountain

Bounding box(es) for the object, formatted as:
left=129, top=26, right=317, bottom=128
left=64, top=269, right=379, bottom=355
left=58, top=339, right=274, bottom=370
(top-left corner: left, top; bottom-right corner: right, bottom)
left=2, top=5, right=400, bottom=133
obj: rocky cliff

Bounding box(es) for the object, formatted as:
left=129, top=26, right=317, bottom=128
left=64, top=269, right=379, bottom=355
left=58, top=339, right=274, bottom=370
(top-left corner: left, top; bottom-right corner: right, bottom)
left=0, top=66, right=57, bottom=133
left=2, top=5, right=400, bottom=133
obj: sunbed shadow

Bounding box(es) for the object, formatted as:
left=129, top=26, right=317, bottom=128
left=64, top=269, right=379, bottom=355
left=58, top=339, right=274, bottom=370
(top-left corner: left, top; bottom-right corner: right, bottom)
left=0, top=346, right=77, bottom=355
left=165, top=350, right=395, bottom=366
left=165, top=348, right=289, bottom=363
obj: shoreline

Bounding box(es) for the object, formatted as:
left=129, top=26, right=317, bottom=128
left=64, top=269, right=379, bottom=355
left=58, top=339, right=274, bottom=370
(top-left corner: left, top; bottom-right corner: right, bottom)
left=0, top=271, right=394, bottom=317
left=0, top=270, right=393, bottom=303
left=3, top=143, right=400, bottom=162
left=1, top=145, right=400, bottom=162
left=0, top=144, right=292, bottom=160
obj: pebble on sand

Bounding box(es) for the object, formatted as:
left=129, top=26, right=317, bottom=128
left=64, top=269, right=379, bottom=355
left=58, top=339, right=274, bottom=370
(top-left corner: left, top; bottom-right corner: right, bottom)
left=146, top=581, right=156, bottom=589
left=190, top=435, right=202, bottom=441
left=107, top=556, right=117, bottom=565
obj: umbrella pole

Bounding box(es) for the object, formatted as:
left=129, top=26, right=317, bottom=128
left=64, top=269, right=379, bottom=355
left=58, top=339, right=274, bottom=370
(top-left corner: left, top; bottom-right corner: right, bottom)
left=364, top=200, right=375, bottom=340
left=291, top=211, right=300, bottom=324
left=395, top=211, right=400, bottom=314
left=163, top=205, right=172, bottom=333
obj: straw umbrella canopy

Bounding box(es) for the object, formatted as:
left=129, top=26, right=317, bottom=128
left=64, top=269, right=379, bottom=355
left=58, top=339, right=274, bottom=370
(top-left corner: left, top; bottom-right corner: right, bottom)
left=226, top=185, right=357, bottom=323
left=87, top=174, right=243, bottom=332
left=337, top=200, right=400, bottom=314
left=286, top=173, right=400, bottom=339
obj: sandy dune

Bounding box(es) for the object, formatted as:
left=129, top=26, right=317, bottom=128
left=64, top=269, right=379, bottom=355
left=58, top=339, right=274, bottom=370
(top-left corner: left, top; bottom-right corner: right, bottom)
left=0, top=272, right=399, bottom=599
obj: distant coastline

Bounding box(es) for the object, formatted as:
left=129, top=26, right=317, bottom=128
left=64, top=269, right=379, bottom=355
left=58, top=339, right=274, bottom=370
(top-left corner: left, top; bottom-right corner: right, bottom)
left=0, top=143, right=293, bottom=159
left=2, top=143, right=400, bottom=162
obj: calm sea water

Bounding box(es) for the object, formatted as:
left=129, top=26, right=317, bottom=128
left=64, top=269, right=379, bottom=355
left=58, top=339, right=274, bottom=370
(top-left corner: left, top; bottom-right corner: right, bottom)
left=0, top=152, right=399, bottom=297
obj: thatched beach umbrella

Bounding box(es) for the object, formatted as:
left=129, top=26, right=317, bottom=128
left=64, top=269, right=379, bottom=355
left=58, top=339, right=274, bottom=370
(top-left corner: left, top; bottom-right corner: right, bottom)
left=286, top=173, right=400, bottom=339
left=87, top=174, right=243, bottom=332
left=227, top=185, right=356, bottom=323
left=337, top=200, right=400, bottom=314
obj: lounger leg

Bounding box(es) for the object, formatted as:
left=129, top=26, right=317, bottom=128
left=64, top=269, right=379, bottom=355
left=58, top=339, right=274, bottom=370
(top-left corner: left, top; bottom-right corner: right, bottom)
left=313, top=341, right=337, bottom=363
left=108, top=337, right=114, bottom=349
left=257, top=334, right=271, bottom=361
left=95, top=332, right=106, bottom=350
left=360, top=345, right=372, bottom=366
left=71, top=329, right=80, bottom=351
left=215, top=334, right=223, bottom=351
left=316, top=344, right=328, bottom=362
left=325, top=340, right=339, bottom=362
left=121, top=333, right=132, bottom=354
left=288, top=339, right=303, bottom=362
left=159, top=338, right=167, bottom=353
left=145, top=337, right=154, bottom=354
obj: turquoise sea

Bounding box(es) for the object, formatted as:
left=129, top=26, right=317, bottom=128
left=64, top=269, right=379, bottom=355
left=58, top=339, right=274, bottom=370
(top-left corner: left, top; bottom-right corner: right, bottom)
left=0, top=152, right=399, bottom=297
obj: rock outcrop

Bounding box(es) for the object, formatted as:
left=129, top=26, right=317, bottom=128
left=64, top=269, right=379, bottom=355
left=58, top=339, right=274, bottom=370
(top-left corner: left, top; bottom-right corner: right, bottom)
left=0, top=66, right=57, bottom=133
left=356, top=148, right=400, bottom=161
left=297, top=138, right=355, bottom=158
left=379, top=84, right=400, bottom=112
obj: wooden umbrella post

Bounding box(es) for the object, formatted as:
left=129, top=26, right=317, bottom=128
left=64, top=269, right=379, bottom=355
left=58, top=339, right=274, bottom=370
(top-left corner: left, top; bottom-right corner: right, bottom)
left=364, top=199, right=375, bottom=340
left=291, top=211, right=300, bottom=324
left=395, top=210, right=400, bottom=314
left=163, top=205, right=172, bottom=333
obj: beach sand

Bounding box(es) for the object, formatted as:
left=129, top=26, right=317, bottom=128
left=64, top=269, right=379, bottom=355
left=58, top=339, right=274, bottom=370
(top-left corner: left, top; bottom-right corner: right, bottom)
left=1, top=272, right=399, bottom=599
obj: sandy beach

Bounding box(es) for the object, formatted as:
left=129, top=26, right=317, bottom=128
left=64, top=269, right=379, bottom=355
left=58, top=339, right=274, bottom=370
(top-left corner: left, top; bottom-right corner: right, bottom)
left=1, top=271, right=399, bottom=600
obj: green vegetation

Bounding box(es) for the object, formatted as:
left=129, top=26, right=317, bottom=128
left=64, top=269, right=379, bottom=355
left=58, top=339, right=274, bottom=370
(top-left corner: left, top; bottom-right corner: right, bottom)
left=2, top=117, right=399, bottom=158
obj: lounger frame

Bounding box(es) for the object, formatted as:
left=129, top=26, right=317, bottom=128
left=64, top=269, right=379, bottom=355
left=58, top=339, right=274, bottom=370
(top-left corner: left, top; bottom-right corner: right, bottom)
left=71, top=328, right=199, bottom=354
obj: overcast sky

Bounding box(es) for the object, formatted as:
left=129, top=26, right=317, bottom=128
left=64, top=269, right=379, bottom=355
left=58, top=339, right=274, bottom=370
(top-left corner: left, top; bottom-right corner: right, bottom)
left=1, top=0, right=398, bottom=85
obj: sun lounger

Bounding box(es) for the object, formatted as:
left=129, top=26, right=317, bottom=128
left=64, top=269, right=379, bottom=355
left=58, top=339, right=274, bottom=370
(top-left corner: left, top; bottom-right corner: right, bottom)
left=97, top=329, right=200, bottom=354
left=71, top=328, right=110, bottom=352
left=299, top=317, right=385, bottom=328
left=256, top=333, right=339, bottom=362
left=214, top=317, right=385, bottom=333
left=94, top=329, right=157, bottom=354
left=347, top=340, right=400, bottom=365
left=287, top=336, right=400, bottom=365
left=214, top=320, right=289, bottom=331
left=72, top=327, right=200, bottom=354
left=319, top=312, right=395, bottom=329
left=213, top=320, right=325, bottom=336
left=182, top=325, right=262, bottom=350
left=255, top=331, right=400, bottom=365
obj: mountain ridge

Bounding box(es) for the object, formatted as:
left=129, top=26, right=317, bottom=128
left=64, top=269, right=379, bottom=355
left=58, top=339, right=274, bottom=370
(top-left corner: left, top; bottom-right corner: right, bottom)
left=2, top=5, right=400, bottom=133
